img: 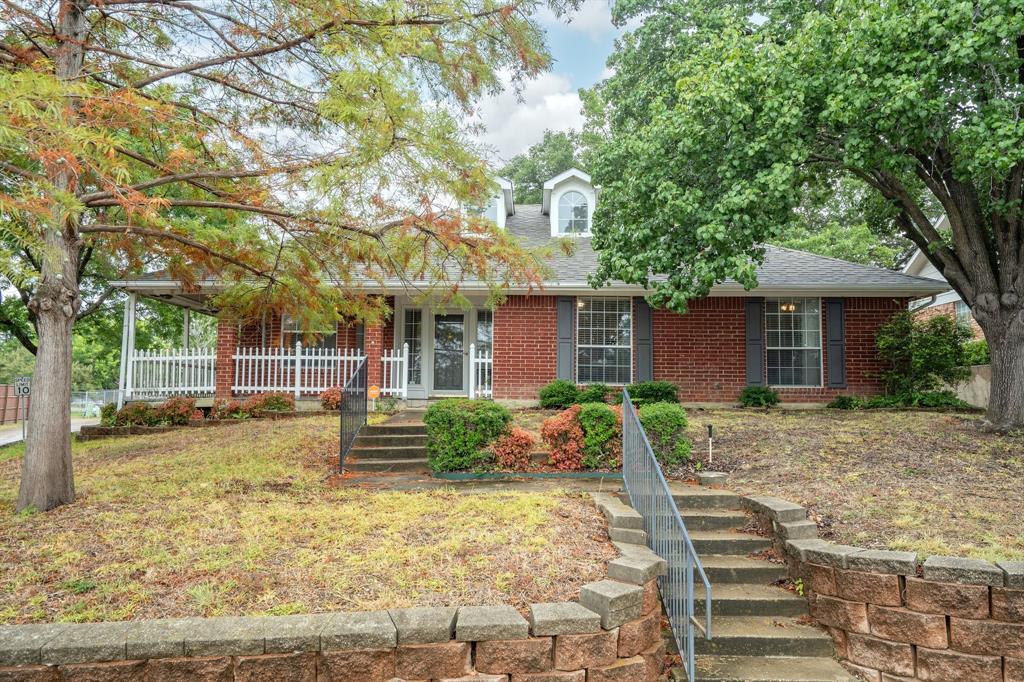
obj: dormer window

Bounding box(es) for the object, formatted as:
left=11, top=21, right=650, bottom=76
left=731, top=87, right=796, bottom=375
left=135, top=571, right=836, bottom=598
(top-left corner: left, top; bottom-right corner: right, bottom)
left=558, top=191, right=589, bottom=234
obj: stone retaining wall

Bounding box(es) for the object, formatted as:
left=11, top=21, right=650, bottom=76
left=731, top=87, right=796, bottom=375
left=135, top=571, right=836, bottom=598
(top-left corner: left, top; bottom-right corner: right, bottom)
left=744, top=494, right=1024, bottom=682
left=0, top=494, right=667, bottom=682
left=78, top=411, right=334, bottom=441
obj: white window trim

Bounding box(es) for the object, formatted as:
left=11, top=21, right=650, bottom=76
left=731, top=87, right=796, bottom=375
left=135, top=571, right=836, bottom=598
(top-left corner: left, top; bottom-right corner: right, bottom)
left=575, top=296, right=633, bottom=386
left=765, top=297, right=824, bottom=389
left=558, top=191, right=591, bottom=236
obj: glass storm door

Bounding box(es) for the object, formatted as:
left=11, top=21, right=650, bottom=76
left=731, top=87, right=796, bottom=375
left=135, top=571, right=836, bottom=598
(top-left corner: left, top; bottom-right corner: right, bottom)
left=433, top=314, right=465, bottom=391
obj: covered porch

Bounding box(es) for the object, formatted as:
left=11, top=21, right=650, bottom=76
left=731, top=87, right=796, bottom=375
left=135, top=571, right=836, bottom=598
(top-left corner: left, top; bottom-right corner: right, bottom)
left=112, top=285, right=494, bottom=406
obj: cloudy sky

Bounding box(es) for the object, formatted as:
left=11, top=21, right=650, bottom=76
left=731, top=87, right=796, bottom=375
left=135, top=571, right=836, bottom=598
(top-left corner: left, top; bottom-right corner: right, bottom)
left=474, top=2, right=633, bottom=162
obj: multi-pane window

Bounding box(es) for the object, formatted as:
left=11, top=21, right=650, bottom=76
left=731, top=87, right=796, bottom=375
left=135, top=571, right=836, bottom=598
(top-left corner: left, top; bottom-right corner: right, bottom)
left=765, top=298, right=822, bottom=386
left=475, top=310, right=493, bottom=353
left=558, top=191, right=589, bottom=234
left=577, top=297, right=631, bottom=384
left=404, top=310, right=423, bottom=385
left=281, top=315, right=336, bottom=350
left=955, top=300, right=972, bottom=327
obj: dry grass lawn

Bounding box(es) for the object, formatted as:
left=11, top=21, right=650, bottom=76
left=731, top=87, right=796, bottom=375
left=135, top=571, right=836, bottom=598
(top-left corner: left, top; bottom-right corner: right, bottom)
left=0, top=416, right=614, bottom=624
left=680, top=408, right=1024, bottom=561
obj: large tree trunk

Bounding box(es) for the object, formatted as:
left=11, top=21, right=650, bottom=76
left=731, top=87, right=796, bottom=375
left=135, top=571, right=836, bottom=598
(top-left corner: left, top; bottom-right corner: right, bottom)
left=983, top=315, right=1024, bottom=432
left=15, top=0, right=87, bottom=512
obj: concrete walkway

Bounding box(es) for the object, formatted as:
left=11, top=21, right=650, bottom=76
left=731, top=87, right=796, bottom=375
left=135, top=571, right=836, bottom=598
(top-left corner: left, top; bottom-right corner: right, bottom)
left=0, top=417, right=99, bottom=447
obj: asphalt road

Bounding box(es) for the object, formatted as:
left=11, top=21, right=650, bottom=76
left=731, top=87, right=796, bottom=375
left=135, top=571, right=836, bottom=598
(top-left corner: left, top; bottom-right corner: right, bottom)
left=0, top=417, right=99, bottom=447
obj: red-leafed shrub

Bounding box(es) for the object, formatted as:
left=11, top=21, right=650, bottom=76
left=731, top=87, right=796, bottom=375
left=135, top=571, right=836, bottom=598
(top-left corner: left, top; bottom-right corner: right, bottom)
left=243, top=392, right=295, bottom=413
left=320, top=386, right=342, bottom=410
left=491, top=426, right=536, bottom=470
left=115, top=402, right=160, bottom=427
left=190, top=409, right=205, bottom=422
left=211, top=399, right=249, bottom=420
left=541, top=405, right=585, bottom=471
left=158, top=396, right=196, bottom=425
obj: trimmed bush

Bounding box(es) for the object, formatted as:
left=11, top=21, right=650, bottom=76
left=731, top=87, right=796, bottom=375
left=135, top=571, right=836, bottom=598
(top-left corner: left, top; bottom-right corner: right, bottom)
left=622, top=380, right=678, bottom=405
left=115, top=402, right=160, bottom=427
left=962, top=339, right=990, bottom=366
left=578, top=402, right=621, bottom=469
left=211, top=399, right=249, bottom=420
left=158, top=396, right=196, bottom=425
left=541, top=405, right=585, bottom=471
left=423, top=399, right=511, bottom=472
left=638, top=402, right=692, bottom=466
left=320, top=386, right=342, bottom=411
left=577, top=383, right=609, bottom=404
left=243, top=392, right=295, bottom=413
left=539, top=379, right=579, bottom=409
left=100, top=403, right=117, bottom=427
left=491, top=426, right=536, bottom=470
left=877, top=311, right=971, bottom=395
left=739, top=386, right=780, bottom=407
left=828, top=391, right=972, bottom=410
left=827, top=395, right=861, bottom=410
left=189, top=409, right=205, bottom=421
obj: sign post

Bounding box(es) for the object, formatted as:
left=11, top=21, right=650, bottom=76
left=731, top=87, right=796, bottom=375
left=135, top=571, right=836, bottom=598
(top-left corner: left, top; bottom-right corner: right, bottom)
left=14, top=376, right=30, bottom=444
left=368, top=385, right=380, bottom=412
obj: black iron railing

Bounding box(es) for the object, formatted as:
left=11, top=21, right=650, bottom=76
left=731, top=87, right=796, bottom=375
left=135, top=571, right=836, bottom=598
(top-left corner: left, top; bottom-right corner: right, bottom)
left=338, top=357, right=367, bottom=473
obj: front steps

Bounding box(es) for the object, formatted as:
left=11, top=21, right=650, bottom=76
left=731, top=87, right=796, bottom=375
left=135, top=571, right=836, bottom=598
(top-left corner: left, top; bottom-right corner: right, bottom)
left=664, top=483, right=854, bottom=682
left=344, top=419, right=430, bottom=473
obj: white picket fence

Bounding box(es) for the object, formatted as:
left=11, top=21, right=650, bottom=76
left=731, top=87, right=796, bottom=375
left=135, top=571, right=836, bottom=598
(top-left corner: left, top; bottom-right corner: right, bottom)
left=381, top=344, right=409, bottom=398
left=232, top=344, right=367, bottom=397
left=127, top=348, right=216, bottom=398
left=468, top=343, right=493, bottom=399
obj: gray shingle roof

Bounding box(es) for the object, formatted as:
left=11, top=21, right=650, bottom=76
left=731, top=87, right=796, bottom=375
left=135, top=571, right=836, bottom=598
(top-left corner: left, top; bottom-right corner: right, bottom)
left=505, top=205, right=949, bottom=296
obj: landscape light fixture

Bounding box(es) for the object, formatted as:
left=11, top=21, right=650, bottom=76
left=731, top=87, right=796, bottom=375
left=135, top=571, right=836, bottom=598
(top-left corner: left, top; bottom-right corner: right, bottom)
left=706, top=423, right=714, bottom=465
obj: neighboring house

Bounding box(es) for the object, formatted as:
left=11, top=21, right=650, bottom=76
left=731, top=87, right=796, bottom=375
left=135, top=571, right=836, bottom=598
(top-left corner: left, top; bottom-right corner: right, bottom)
left=111, top=168, right=949, bottom=405
left=902, top=216, right=984, bottom=339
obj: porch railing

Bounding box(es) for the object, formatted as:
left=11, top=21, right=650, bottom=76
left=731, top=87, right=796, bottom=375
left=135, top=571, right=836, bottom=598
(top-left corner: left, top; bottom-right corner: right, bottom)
left=232, top=344, right=365, bottom=397
left=621, top=388, right=712, bottom=682
left=339, top=356, right=367, bottom=472
left=380, top=344, right=409, bottom=399
left=468, top=343, right=493, bottom=399
left=127, top=348, right=216, bottom=399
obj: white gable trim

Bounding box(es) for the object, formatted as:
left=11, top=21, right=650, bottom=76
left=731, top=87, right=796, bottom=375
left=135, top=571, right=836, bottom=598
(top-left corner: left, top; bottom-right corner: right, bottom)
left=541, top=168, right=592, bottom=215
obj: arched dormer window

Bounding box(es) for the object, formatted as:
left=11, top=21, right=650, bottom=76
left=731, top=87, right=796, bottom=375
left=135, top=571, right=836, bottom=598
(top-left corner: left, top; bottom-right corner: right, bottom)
left=558, top=191, right=589, bottom=234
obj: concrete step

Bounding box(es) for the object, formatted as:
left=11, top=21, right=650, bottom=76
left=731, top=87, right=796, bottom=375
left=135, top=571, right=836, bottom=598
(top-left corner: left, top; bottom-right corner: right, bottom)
left=699, top=555, right=789, bottom=584
left=694, top=616, right=834, bottom=657
left=345, top=458, right=430, bottom=473
left=671, top=486, right=743, bottom=510
left=361, top=423, right=427, bottom=436
left=695, top=584, right=808, bottom=617
left=690, top=531, right=771, bottom=556
left=684, top=655, right=855, bottom=681
left=348, top=445, right=427, bottom=460
left=354, top=434, right=427, bottom=448
left=680, top=509, right=748, bottom=531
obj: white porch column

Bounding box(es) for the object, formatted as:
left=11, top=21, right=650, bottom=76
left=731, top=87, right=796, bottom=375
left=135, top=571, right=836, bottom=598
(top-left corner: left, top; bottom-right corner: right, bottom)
left=117, top=293, right=137, bottom=408
left=468, top=343, right=476, bottom=399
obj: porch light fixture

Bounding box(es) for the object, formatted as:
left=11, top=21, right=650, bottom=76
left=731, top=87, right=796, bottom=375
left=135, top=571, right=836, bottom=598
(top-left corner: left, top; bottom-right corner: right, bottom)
left=780, top=302, right=797, bottom=312
left=577, top=299, right=586, bottom=308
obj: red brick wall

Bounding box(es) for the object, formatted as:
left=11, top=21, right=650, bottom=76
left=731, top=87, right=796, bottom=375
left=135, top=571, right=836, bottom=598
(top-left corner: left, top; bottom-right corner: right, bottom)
left=493, top=295, right=559, bottom=400
left=915, top=301, right=985, bottom=339
left=651, top=296, right=908, bottom=403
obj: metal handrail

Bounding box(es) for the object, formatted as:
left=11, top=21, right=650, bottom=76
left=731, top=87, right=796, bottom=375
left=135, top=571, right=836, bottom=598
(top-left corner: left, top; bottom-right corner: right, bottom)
left=338, top=357, right=367, bottom=473
left=621, top=389, right=712, bottom=682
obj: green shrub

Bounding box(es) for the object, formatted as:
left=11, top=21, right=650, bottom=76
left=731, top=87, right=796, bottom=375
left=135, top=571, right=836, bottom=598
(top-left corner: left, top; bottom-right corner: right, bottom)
left=158, top=396, right=196, bottom=425
left=877, top=312, right=972, bottom=396
left=423, top=399, right=511, bottom=472
left=827, top=395, right=862, bottom=410
left=578, top=402, right=621, bottom=469
left=829, top=391, right=971, bottom=410
left=638, top=402, right=692, bottom=465
left=962, top=339, right=990, bottom=366
left=623, top=380, right=678, bottom=405
left=115, top=402, right=160, bottom=427
left=577, top=383, right=609, bottom=404
left=739, top=386, right=780, bottom=407
left=100, top=403, right=117, bottom=427
left=539, top=380, right=579, bottom=409
left=243, top=392, right=295, bottom=413
left=906, top=390, right=971, bottom=409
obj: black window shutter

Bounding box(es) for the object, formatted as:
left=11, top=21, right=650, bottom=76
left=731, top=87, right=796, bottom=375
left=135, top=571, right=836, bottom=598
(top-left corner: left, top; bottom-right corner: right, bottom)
left=826, top=298, right=847, bottom=387
left=745, top=297, right=765, bottom=386
left=556, top=296, right=575, bottom=380
left=635, top=297, right=653, bottom=382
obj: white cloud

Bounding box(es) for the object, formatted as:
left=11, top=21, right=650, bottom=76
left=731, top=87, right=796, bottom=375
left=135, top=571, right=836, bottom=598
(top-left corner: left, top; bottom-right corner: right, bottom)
left=473, top=71, right=583, bottom=161
left=537, top=1, right=644, bottom=39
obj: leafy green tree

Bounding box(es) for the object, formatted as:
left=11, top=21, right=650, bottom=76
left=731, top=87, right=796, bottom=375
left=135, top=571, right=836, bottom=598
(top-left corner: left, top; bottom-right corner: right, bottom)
left=876, top=312, right=972, bottom=397
left=1, top=0, right=575, bottom=511
left=587, top=0, right=1024, bottom=431
left=499, top=130, right=581, bottom=204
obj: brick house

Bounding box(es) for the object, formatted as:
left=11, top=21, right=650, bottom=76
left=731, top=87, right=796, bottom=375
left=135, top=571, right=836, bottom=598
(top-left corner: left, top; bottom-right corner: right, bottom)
left=903, top=218, right=985, bottom=340
left=111, top=169, right=949, bottom=406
